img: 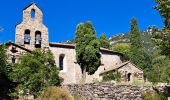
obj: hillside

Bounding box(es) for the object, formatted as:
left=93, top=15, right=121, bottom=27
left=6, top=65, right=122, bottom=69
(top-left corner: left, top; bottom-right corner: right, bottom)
left=109, top=27, right=154, bottom=46
left=63, top=27, right=156, bottom=52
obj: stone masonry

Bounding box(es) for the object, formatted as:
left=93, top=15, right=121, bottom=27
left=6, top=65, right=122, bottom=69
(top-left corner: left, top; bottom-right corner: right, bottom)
left=66, top=83, right=169, bottom=100
left=15, top=3, right=48, bottom=50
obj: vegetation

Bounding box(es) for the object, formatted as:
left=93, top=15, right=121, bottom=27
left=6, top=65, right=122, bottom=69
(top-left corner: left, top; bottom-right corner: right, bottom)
left=102, top=72, right=121, bottom=82
left=0, top=44, right=8, bottom=76
left=37, top=86, right=72, bottom=100
left=154, top=0, right=170, bottom=28
left=8, top=49, right=63, bottom=97
left=129, top=18, right=152, bottom=72
left=142, top=91, right=167, bottom=100
left=1, top=0, right=170, bottom=98
left=99, top=33, right=110, bottom=49
left=75, top=21, right=101, bottom=83
left=112, top=43, right=131, bottom=60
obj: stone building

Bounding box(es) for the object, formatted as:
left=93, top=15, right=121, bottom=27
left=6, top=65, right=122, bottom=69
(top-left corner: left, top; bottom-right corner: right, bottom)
left=100, top=61, right=144, bottom=82
left=4, top=3, right=143, bottom=84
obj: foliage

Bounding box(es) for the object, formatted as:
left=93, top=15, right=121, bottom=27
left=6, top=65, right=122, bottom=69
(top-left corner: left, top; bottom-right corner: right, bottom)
left=99, top=33, right=110, bottom=49
left=142, top=91, right=166, bottom=100
left=8, top=49, right=63, bottom=96
left=132, top=79, right=144, bottom=86
left=0, top=44, right=8, bottom=76
left=102, top=72, right=121, bottom=82
left=75, top=21, right=101, bottom=83
left=130, top=48, right=151, bottom=70
left=130, top=18, right=142, bottom=48
left=154, top=0, right=170, bottom=28
left=129, top=18, right=152, bottom=70
left=152, top=28, right=170, bottom=58
left=37, top=86, right=72, bottom=100
left=112, top=43, right=131, bottom=60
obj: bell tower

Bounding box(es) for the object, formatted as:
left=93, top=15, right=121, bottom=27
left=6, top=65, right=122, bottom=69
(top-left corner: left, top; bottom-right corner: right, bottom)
left=15, top=3, right=49, bottom=49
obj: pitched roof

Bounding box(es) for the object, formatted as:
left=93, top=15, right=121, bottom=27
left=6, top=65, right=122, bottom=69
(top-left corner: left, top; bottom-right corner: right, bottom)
left=100, top=61, right=143, bottom=75
left=3, top=41, right=32, bottom=53
left=23, top=3, right=41, bottom=11
left=49, top=42, right=124, bottom=56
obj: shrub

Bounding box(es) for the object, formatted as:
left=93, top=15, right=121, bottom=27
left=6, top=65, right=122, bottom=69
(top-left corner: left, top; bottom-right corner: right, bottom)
left=102, top=72, right=121, bottom=82
left=37, top=86, right=72, bottom=100
left=142, top=91, right=166, bottom=100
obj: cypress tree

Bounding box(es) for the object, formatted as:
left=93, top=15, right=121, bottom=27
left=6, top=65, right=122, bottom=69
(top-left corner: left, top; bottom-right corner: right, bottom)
left=75, top=21, right=101, bottom=83
left=130, top=18, right=151, bottom=70
left=130, top=18, right=142, bottom=48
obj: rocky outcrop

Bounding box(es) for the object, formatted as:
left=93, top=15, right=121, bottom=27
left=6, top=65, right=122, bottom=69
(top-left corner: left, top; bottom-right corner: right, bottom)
left=66, top=83, right=169, bottom=100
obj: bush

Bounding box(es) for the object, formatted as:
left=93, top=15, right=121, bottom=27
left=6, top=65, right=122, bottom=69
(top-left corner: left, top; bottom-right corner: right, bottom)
left=37, top=86, right=72, bottom=100
left=142, top=91, right=167, bottom=100
left=102, top=72, right=121, bottom=82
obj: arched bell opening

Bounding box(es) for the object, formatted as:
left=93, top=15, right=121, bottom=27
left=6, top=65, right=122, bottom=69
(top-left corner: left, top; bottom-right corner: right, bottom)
left=24, top=29, right=31, bottom=44
left=35, top=31, right=42, bottom=48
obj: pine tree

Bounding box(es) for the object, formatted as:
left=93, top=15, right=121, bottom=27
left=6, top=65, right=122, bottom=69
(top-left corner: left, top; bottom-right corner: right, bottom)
left=75, top=21, right=101, bottom=83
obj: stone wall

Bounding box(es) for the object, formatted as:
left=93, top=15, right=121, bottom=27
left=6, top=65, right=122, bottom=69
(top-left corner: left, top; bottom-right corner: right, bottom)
left=66, top=83, right=169, bottom=100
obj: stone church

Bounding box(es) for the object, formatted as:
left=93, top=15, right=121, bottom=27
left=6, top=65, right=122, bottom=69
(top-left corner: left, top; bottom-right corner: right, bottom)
left=4, top=3, right=143, bottom=84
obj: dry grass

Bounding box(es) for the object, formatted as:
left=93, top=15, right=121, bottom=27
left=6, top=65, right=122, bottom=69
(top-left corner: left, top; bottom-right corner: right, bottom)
left=36, top=86, right=73, bottom=100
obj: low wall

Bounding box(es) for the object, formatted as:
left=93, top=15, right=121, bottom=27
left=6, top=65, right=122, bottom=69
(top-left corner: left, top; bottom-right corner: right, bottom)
left=66, top=83, right=169, bottom=100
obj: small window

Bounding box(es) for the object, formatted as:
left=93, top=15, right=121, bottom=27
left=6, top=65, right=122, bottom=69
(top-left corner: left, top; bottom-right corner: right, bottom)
left=24, top=29, right=31, bottom=44
left=31, top=9, right=35, bottom=18
left=59, top=54, right=65, bottom=71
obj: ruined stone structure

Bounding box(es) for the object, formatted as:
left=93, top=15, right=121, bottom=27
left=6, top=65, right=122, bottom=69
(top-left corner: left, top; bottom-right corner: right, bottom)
left=4, top=3, right=144, bottom=84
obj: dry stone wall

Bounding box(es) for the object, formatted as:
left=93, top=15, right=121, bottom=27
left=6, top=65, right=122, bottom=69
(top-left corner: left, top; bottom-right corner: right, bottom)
left=66, top=83, right=169, bottom=100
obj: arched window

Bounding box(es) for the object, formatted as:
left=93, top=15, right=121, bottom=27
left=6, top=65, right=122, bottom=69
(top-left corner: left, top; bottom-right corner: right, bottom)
left=35, top=31, right=42, bottom=48
left=24, top=29, right=30, bottom=44
left=59, top=54, right=65, bottom=71
left=31, top=9, right=35, bottom=18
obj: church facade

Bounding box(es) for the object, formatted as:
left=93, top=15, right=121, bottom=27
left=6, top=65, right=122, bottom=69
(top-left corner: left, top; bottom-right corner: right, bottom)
left=4, top=3, right=143, bottom=84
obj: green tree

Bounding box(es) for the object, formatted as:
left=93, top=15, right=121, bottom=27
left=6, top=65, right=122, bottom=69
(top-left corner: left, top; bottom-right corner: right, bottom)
left=129, top=18, right=152, bottom=70
left=152, top=28, right=170, bottom=58
left=75, top=21, right=101, bottom=83
left=112, top=43, right=131, bottom=60
left=154, top=0, right=170, bottom=28
left=151, top=1, right=170, bottom=83
left=9, top=49, right=62, bottom=96
left=99, top=34, right=110, bottom=49
left=130, top=18, right=142, bottom=48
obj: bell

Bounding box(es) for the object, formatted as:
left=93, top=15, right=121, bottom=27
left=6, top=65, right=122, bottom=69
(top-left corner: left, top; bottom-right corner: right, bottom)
left=36, top=40, right=40, bottom=45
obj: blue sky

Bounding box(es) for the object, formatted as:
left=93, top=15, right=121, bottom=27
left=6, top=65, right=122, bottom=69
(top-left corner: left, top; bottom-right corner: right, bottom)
left=0, top=0, right=164, bottom=43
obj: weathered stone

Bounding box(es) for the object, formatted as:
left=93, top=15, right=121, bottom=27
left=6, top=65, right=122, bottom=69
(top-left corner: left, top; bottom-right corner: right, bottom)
left=66, top=83, right=168, bottom=100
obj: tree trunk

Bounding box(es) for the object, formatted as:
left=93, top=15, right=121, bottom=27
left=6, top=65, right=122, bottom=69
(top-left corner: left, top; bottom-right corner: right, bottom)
left=82, top=67, right=86, bottom=84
